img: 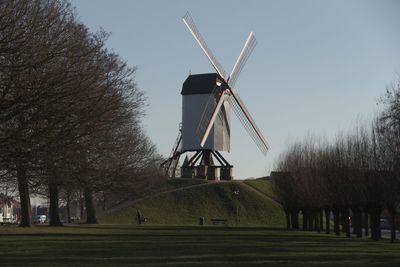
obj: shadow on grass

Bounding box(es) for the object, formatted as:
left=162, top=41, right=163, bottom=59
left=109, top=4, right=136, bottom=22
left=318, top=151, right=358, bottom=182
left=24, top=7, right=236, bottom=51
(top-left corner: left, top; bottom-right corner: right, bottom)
left=1, top=225, right=400, bottom=266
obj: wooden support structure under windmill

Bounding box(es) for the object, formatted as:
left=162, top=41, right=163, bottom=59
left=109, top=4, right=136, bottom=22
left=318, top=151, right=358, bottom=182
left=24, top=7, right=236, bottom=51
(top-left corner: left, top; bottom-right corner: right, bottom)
left=181, top=150, right=233, bottom=180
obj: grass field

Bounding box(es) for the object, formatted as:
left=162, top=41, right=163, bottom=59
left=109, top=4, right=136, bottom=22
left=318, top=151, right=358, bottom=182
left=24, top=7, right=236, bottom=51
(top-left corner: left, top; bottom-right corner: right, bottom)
left=6, top=180, right=394, bottom=266
left=0, top=224, right=399, bottom=266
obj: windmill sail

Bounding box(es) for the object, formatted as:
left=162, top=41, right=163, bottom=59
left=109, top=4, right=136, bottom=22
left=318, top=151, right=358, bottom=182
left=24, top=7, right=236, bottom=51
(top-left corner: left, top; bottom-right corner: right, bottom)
left=230, top=91, right=269, bottom=155
left=227, top=32, right=257, bottom=89
left=198, top=88, right=268, bottom=155
left=196, top=86, right=222, bottom=141
left=182, top=11, right=269, bottom=156
left=199, top=89, right=230, bottom=147
left=195, top=74, right=228, bottom=144
left=182, top=12, right=226, bottom=78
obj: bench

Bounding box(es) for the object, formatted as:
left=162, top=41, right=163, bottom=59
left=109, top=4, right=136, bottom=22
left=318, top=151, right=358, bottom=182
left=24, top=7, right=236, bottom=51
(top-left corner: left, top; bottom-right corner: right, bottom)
left=211, top=218, right=227, bottom=225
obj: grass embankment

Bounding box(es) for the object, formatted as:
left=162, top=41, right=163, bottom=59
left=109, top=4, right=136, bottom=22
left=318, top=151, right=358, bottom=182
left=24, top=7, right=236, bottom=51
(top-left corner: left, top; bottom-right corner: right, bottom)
left=0, top=225, right=399, bottom=266
left=101, top=180, right=284, bottom=226
left=165, top=178, right=208, bottom=188
left=243, top=178, right=278, bottom=200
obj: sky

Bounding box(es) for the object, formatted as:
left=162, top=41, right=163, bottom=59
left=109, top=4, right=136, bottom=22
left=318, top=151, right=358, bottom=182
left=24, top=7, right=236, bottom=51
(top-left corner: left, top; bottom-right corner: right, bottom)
left=70, top=0, right=400, bottom=179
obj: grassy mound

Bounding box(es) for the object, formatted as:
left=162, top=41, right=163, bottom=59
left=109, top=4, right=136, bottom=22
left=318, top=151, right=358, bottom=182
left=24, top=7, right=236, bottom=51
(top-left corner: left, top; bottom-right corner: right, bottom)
left=243, top=178, right=278, bottom=200
left=166, top=178, right=208, bottom=188
left=101, top=181, right=284, bottom=226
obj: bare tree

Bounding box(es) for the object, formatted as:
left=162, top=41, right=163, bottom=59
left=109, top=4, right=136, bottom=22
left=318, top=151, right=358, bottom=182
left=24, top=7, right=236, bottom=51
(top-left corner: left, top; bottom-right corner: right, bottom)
left=0, top=0, right=79, bottom=227
left=0, top=0, right=154, bottom=227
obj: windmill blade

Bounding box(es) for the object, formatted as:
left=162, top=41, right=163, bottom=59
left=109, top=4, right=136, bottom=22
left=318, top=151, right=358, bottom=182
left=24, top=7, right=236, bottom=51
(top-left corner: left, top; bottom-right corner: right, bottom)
left=231, top=100, right=268, bottom=155
left=182, top=12, right=227, bottom=79
left=228, top=32, right=257, bottom=89
left=230, top=91, right=269, bottom=155
left=196, top=87, right=221, bottom=141
left=199, top=89, right=230, bottom=147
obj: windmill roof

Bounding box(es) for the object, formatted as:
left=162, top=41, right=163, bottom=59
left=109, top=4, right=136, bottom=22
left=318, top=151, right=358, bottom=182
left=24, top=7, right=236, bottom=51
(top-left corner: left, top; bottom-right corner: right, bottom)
left=181, top=73, right=226, bottom=95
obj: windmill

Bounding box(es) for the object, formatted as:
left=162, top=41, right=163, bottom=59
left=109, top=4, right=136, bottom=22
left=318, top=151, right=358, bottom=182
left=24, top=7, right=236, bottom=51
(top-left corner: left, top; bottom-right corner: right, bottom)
left=162, top=12, right=269, bottom=180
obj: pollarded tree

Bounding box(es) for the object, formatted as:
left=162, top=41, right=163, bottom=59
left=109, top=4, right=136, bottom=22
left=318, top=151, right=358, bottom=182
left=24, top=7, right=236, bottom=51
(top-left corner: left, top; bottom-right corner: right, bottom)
left=274, top=137, right=328, bottom=232
left=375, top=82, right=400, bottom=241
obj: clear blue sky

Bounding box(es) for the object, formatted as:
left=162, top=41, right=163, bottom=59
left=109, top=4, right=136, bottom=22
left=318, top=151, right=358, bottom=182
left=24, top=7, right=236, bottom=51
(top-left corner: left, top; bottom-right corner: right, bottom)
left=70, top=0, right=400, bottom=179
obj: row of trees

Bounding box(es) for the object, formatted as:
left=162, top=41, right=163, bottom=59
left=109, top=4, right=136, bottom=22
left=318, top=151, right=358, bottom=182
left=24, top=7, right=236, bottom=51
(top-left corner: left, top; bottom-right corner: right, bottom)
left=273, top=80, right=400, bottom=242
left=0, top=0, right=161, bottom=227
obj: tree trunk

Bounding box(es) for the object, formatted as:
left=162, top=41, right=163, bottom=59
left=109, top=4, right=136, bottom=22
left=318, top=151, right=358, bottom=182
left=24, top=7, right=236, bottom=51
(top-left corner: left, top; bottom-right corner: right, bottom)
left=84, top=187, right=98, bottom=224
left=356, top=208, right=363, bottom=238
left=376, top=207, right=382, bottom=240
left=333, top=208, right=340, bottom=236
left=370, top=206, right=381, bottom=241
left=102, top=192, right=107, bottom=211
left=357, top=209, right=362, bottom=238
left=308, top=211, right=314, bottom=231
left=378, top=211, right=382, bottom=239
left=302, top=209, right=308, bottom=231
left=66, top=194, right=72, bottom=223
left=340, top=210, right=346, bottom=233
left=352, top=207, right=357, bottom=235
left=48, top=171, right=63, bottom=226
left=370, top=210, right=376, bottom=240
left=17, top=164, right=32, bottom=227
left=284, top=208, right=291, bottom=229
left=315, top=211, right=320, bottom=233
left=364, top=211, right=369, bottom=236
left=325, top=208, right=331, bottom=234
left=80, top=192, right=85, bottom=221
left=389, top=206, right=396, bottom=243
left=291, top=209, right=299, bottom=230
left=319, top=210, right=323, bottom=232
left=341, top=208, right=351, bottom=238
left=352, top=207, right=362, bottom=238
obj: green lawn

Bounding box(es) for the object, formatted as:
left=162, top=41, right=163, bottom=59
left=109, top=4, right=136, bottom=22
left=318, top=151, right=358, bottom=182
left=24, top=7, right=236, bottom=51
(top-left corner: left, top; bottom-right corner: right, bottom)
left=0, top=225, right=399, bottom=266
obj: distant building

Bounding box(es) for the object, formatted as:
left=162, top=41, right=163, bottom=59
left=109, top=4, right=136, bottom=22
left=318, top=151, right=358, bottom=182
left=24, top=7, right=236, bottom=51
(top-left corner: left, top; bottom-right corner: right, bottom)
left=0, top=194, right=20, bottom=223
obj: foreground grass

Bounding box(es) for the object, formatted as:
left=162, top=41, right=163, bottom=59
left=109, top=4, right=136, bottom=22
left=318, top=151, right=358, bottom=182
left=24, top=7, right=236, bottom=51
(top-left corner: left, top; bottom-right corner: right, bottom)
left=0, top=225, right=399, bottom=266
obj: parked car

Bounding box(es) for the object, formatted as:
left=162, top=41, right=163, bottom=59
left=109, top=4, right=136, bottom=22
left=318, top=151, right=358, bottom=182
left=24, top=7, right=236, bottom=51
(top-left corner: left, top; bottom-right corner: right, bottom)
left=34, top=215, right=47, bottom=224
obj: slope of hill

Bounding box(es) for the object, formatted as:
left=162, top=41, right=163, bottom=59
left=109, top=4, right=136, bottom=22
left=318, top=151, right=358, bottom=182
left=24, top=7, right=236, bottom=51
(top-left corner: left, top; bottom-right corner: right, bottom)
left=243, top=178, right=278, bottom=200
left=100, top=180, right=284, bottom=227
